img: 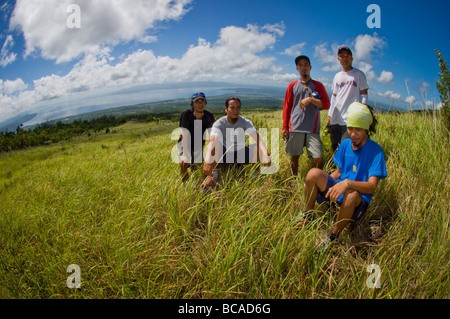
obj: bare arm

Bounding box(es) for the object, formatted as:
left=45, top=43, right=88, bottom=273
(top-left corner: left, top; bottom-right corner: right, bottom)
left=326, top=175, right=380, bottom=203
left=249, top=130, right=271, bottom=165
left=330, top=167, right=341, bottom=180
left=300, top=96, right=323, bottom=110
left=180, top=129, right=190, bottom=163
left=326, top=93, right=337, bottom=126
left=203, top=135, right=217, bottom=176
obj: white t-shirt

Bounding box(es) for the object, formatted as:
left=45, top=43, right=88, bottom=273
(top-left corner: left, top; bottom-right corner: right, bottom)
left=329, top=68, right=369, bottom=125
left=210, top=115, right=256, bottom=152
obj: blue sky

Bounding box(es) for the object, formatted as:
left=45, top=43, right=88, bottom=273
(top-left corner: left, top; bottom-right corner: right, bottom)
left=1, top=0, right=449, bottom=126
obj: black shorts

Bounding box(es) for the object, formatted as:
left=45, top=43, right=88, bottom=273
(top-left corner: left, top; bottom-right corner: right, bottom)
left=218, top=145, right=253, bottom=165
left=317, top=174, right=369, bottom=222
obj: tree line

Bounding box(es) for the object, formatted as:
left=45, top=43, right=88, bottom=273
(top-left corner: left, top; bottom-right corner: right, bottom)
left=0, top=113, right=173, bottom=153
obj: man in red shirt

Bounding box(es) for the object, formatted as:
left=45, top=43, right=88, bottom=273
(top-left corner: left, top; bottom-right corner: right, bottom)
left=282, top=55, right=330, bottom=175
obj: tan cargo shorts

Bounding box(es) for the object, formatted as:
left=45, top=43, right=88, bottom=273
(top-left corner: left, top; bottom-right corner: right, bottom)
left=284, top=132, right=323, bottom=158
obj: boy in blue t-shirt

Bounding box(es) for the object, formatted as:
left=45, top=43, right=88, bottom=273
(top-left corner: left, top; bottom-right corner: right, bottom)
left=297, top=102, right=387, bottom=249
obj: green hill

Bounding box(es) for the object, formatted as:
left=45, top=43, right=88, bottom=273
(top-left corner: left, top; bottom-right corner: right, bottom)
left=0, top=109, right=448, bottom=299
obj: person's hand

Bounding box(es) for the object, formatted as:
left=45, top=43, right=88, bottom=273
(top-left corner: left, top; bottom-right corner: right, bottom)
left=325, top=180, right=349, bottom=203
left=179, top=155, right=189, bottom=165
left=282, top=130, right=289, bottom=141
left=262, top=154, right=271, bottom=167
left=300, top=97, right=311, bottom=110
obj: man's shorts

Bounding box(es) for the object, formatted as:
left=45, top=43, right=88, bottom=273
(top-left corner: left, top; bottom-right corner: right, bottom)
left=212, top=145, right=255, bottom=177
left=284, top=132, right=323, bottom=158
left=219, top=145, right=253, bottom=165
left=316, top=174, right=369, bottom=222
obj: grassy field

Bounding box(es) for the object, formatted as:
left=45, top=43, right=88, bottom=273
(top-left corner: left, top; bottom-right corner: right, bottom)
left=0, top=109, right=448, bottom=299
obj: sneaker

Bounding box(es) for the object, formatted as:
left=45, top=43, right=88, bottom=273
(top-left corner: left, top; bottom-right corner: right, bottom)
left=201, top=176, right=218, bottom=194
left=291, top=211, right=315, bottom=225
left=319, top=232, right=339, bottom=252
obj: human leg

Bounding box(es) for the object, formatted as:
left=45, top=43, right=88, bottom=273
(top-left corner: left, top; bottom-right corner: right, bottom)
left=285, top=132, right=305, bottom=176
left=313, top=158, right=323, bottom=169
left=320, top=189, right=363, bottom=250
left=306, top=133, right=323, bottom=169
left=291, top=169, right=334, bottom=224
left=332, top=189, right=362, bottom=235
left=180, top=162, right=190, bottom=182
left=290, top=155, right=300, bottom=176
left=303, top=168, right=331, bottom=211
left=329, top=125, right=347, bottom=151
left=329, top=125, right=341, bottom=152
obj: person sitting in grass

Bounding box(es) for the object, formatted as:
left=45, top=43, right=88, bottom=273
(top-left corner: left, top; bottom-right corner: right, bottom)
left=202, top=96, right=271, bottom=191
left=178, top=92, right=215, bottom=182
left=296, top=102, right=387, bottom=250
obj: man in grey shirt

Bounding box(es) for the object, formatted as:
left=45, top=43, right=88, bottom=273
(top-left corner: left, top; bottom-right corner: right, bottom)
left=282, top=55, right=330, bottom=175
left=202, top=96, right=271, bottom=189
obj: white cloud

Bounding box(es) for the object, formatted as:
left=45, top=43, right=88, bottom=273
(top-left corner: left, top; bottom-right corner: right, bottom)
left=270, top=73, right=298, bottom=82
left=138, top=35, right=158, bottom=44
left=0, top=23, right=288, bottom=121
left=377, top=90, right=401, bottom=100
left=357, top=61, right=376, bottom=81
left=10, top=0, right=193, bottom=63
left=282, top=42, right=306, bottom=57
left=314, top=43, right=341, bottom=72
left=377, top=70, right=394, bottom=85
left=0, top=35, right=17, bottom=67
left=405, top=96, right=416, bottom=104
left=262, top=22, right=285, bottom=37
left=357, top=61, right=394, bottom=85
left=216, top=24, right=278, bottom=54
left=354, top=33, right=386, bottom=62
left=1, top=78, right=28, bottom=95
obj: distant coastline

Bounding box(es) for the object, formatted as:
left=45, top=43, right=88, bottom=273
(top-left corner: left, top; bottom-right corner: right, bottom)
left=1, top=83, right=407, bottom=133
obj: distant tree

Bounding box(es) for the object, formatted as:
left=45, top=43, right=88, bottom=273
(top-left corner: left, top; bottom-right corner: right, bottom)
left=16, top=123, right=24, bottom=134
left=435, top=50, right=450, bottom=132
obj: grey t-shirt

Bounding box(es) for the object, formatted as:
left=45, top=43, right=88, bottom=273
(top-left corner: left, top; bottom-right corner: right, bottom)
left=210, top=115, right=256, bottom=152
left=288, top=80, right=326, bottom=133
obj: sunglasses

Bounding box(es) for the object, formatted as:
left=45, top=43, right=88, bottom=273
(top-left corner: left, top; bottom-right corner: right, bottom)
left=192, top=92, right=206, bottom=98
left=338, top=53, right=351, bottom=58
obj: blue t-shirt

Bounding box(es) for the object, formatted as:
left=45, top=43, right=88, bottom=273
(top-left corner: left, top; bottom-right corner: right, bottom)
left=333, top=138, right=387, bottom=204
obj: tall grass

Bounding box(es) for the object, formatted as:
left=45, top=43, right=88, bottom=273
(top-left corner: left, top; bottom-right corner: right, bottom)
left=0, top=110, right=448, bottom=299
